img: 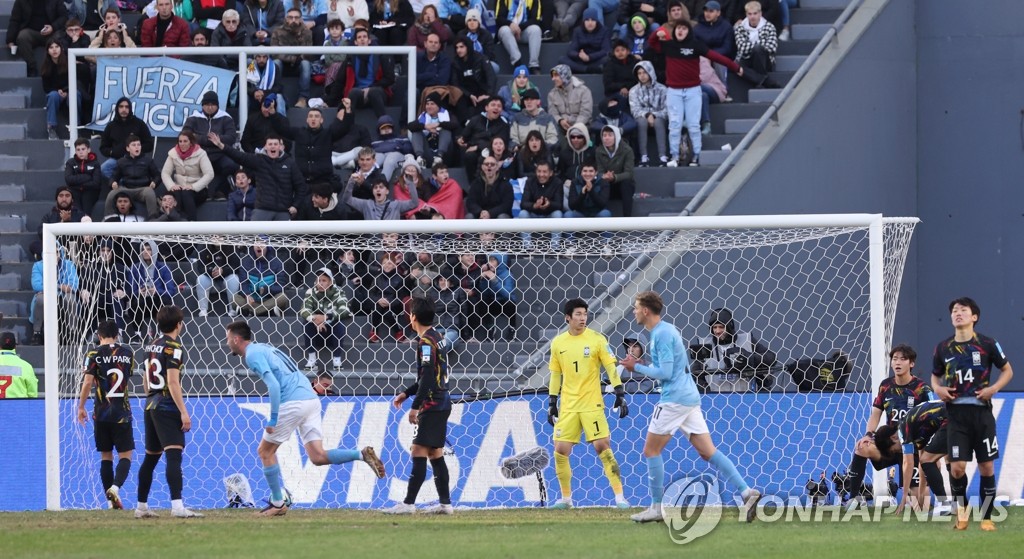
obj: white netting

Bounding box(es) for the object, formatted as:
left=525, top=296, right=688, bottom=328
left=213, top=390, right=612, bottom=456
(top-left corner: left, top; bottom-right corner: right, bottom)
left=48, top=216, right=917, bottom=510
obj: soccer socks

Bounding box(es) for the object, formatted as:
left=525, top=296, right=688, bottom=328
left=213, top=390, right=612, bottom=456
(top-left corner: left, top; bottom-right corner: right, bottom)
left=137, top=453, right=161, bottom=504
left=981, top=475, right=996, bottom=520
left=554, top=452, right=572, bottom=500
left=263, top=464, right=284, bottom=504
left=404, top=457, right=428, bottom=505
left=100, top=459, right=114, bottom=491
left=647, top=455, right=665, bottom=505
left=431, top=458, right=451, bottom=505
left=165, top=448, right=183, bottom=501
left=326, top=448, right=361, bottom=465
left=921, top=461, right=946, bottom=502
left=846, top=454, right=868, bottom=496
left=950, top=473, right=968, bottom=511
left=598, top=449, right=624, bottom=497
left=114, top=458, right=131, bottom=488
left=708, top=451, right=750, bottom=494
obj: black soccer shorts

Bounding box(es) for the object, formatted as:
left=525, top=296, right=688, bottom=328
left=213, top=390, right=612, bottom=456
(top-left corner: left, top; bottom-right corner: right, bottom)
left=144, top=409, right=186, bottom=452
left=946, top=404, right=999, bottom=462
left=95, top=421, right=135, bottom=453
left=413, top=408, right=452, bottom=449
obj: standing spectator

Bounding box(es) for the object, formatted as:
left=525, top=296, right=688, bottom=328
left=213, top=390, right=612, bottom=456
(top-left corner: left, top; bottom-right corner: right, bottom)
left=240, top=93, right=290, bottom=152
left=140, top=0, right=193, bottom=48
left=30, top=245, right=80, bottom=345
left=733, top=0, right=778, bottom=88
left=495, top=0, right=547, bottom=75
left=65, top=138, right=103, bottom=218
left=560, top=8, right=610, bottom=74
left=551, top=0, right=587, bottom=42
left=6, top=0, right=67, bottom=77
left=41, top=40, right=82, bottom=141
left=556, top=124, right=594, bottom=189
left=465, top=155, right=513, bottom=219
left=149, top=193, right=189, bottom=222
left=99, top=98, right=154, bottom=180
left=338, top=27, right=394, bottom=118
left=330, top=0, right=370, bottom=29
left=594, top=124, right=636, bottom=216
left=497, top=66, right=539, bottom=115
left=235, top=240, right=289, bottom=316
left=211, top=10, right=252, bottom=69
left=457, top=97, right=510, bottom=182
left=107, top=135, right=161, bottom=217
left=341, top=174, right=419, bottom=220
left=272, top=8, right=314, bottom=108
left=104, top=192, right=146, bottom=223
left=407, top=5, right=450, bottom=50
left=548, top=64, right=594, bottom=138
left=368, top=0, right=415, bottom=47
left=407, top=92, right=456, bottom=168
left=284, top=107, right=347, bottom=191
left=365, top=253, right=410, bottom=343
left=300, top=267, right=351, bottom=372
left=515, top=129, right=554, bottom=177
left=193, top=0, right=237, bottom=27
left=475, top=253, right=517, bottom=340
left=457, top=9, right=499, bottom=74
left=126, top=241, right=176, bottom=340
left=693, top=1, right=735, bottom=81
left=509, top=89, right=560, bottom=150
left=161, top=130, right=214, bottom=221
left=183, top=91, right=240, bottom=200
left=211, top=132, right=308, bottom=221
left=630, top=60, right=668, bottom=166
left=603, top=39, right=639, bottom=98
left=0, top=332, right=38, bottom=397
left=240, top=0, right=285, bottom=46
left=450, top=36, right=496, bottom=125
left=518, top=160, right=564, bottom=251
left=194, top=237, right=241, bottom=318
left=228, top=168, right=257, bottom=221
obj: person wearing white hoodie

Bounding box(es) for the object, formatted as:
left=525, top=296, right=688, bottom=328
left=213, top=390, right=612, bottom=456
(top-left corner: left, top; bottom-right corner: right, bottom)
left=628, top=60, right=668, bottom=166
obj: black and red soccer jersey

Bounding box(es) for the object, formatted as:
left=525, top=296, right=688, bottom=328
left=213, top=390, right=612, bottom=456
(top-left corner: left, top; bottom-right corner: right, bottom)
left=144, top=334, right=186, bottom=413
left=931, top=333, right=1007, bottom=406
left=872, top=376, right=933, bottom=424
left=404, top=328, right=450, bottom=412
left=899, top=401, right=948, bottom=453
left=84, top=343, right=135, bottom=423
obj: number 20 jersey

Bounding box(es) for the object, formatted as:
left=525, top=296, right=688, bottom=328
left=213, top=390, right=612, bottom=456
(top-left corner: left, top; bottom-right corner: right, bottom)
left=145, top=334, right=186, bottom=413
left=931, top=333, right=1007, bottom=406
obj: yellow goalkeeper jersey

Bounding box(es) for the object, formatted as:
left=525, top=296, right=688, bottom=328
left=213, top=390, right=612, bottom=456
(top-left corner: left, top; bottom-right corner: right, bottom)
left=549, top=328, right=622, bottom=412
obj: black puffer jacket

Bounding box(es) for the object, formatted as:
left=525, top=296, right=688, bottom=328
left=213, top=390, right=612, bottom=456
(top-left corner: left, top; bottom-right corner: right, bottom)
left=112, top=153, right=160, bottom=188
left=285, top=120, right=348, bottom=183
left=223, top=147, right=307, bottom=212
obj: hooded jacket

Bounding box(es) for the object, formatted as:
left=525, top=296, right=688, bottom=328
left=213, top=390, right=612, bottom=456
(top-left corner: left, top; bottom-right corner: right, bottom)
left=434, top=283, right=467, bottom=329
left=228, top=185, right=257, bottom=221
left=477, top=253, right=516, bottom=302
left=602, top=51, right=639, bottom=97
left=649, top=24, right=739, bottom=89
left=64, top=152, right=102, bottom=197
left=460, top=111, right=511, bottom=150
left=452, top=48, right=495, bottom=98
left=628, top=60, right=668, bottom=120
left=184, top=108, right=237, bottom=157
left=239, top=244, right=285, bottom=299
left=509, top=106, right=560, bottom=149
left=594, top=125, right=634, bottom=184
left=100, top=97, right=154, bottom=160
left=693, top=11, right=736, bottom=59
left=240, top=109, right=290, bottom=152
left=193, top=244, right=240, bottom=279
left=241, top=0, right=286, bottom=41
left=162, top=146, right=215, bottom=193
left=547, top=64, right=593, bottom=127
left=127, top=241, right=177, bottom=297
left=555, top=122, right=594, bottom=184
left=697, top=307, right=777, bottom=372
left=295, top=192, right=349, bottom=221
left=286, top=119, right=350, bottom=183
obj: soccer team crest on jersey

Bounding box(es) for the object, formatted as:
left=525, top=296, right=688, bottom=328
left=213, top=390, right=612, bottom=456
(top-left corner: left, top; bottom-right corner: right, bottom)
left=973, top=352, right=981, bottom=366
left=952, top=445, right=960, bottom=459
left=583, top=347, right=591, bottom=358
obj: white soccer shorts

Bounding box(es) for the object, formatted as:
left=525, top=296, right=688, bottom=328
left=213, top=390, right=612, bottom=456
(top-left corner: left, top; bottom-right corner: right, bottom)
left=647, top=403, right=710, bottom=436
left=262, top=399, right=323, bottom=445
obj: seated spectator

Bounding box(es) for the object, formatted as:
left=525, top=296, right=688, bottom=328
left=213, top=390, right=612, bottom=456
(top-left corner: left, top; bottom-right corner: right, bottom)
left=284, top=107, right=347, bottom=191
left=484, top=136, right=516, bottom=183
left=408, top=92, right=456, bottom=168
left=99, top=98, right=154, bottom=179
left=60, top=18, right=91, bottom=57
left=6, top=0, right=67, bottom=77
left=371, top=115, right=414, bottom=181
left=341, top=173, right=419, bottom=220
left=616, top=1, right=664, bottom=39
left=693, top=1, right=735, bottom=82
left=87, top=8, right=137, bottom=64
left=241, top=0, right=286, bottom=46
left=366, top=252, right=410, bottom=343
left=320, top=19, right=350, bottom=90
left=64, top=138, right=102, bottom=218
left=625, top=13, right=653, bottom=60
left=509, top=89, right=560, bottom=151
left=330, top=98, right=371, bottom=170
left=457, top=9, right=499, bottom=74
left=408, top=5, right=450, bottom=50
left=126, top=241, right=176, bottom=340
left=149, top=193, right=188, bottom=222
left=104, top=191, right=146, bottom=223
left=733, top=0, right=779, bottom=88
left=295, top=181, right=349, bottom=221
left=344, top=146, right=387, bottom=201
left=416, top=31, right=452, bottom=96
left=550, top=0, right=586, bottom=42
left=559, top=8, right=610, bottom=74
left=548, top=64, right=594, bottom=138
left=272, top=8, right=314, bottom=108
left=432, top=273, right=466, bottom=352
left=340, top=27, right=394, bottom=118
left=567, top=159, right=612, bottom=218
left=211, top=132, right=308, bottom=221
left=240, top=93, right=290, bottom=152
left=450, top=35, right=496, bottom=124
left=235, top=240, right=290, bottom=317
left=515, top=129, right=554, bottom=176
left=41, top=40, right=82, bottom=141
left=300, top=267, right=351, bottom=372
left=465, top=154, right=513, bottom=219
left=140, top=0, right=192, bottom=48
left=589, top=96, right=638, bottom=160
left=393, top=162, right=466, bottom=220
left=189, top=29, right=224, bottom=67
left=161, top=130, right=214, bottom=221
left=518, top=160, right=564, bottom=251
left=475, top=253, right=517, bottom=340
left=294, top=0, right=329, bottom=39
left=246, top=55, right=287, bottom=114
left=595, top=124, right=636, bottom=216
left=630, top=60, right=668, bottom=166
left=458, top=96, right=510, bottom=181
left=603, top=39, right=639, bottom=99
left=330, top=0, right=370, bottom=29
left=495, top=0, right=544, bottom=74
left=30, top=246, right=79, bottom=345
left=227, top=168, right=257, bottom=221
left=211, top=10, right=251, bottom=69
left=184, top=91, right=240, bottom=199
left=692, top=307, right=778, bottom=392
left=311, top=372, right=338, bottom=395
left=37, top=186, right=89, bottom=242
left=497, top=66, right=539, bottom=115
left=78, top=240, right=127, bottom=334
left=556, top=124, right=594, bottom=191
left=699, top=56, right=727, bottom=135
left=193, top=237, right=241, bottom=318
left=368, top=0, right=414, bottom=47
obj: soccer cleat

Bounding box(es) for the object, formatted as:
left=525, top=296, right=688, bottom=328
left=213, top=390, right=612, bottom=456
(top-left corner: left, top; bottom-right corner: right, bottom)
left=425, top=503, right=454, bottom=515
left=630, top=505, right=663, bottom=523
left=106, top=485, right=123, bottom=510
left=550, top=498, right=573, bottom=510
left=382, top=502, right=416, bottom=515
left=256, top=502, right=289, bottom=517
left=742, top=489, right=762, bottom=523
left=953, top=507, right=969, bottom=530
left=172, top=508, right=204, bottom=518
left=134, top=507, right=159, bottom=519
left=980, top=519, right=997, bottom=532
left=362, top=446, right=386, bottom=479
left=615, top=496, right=631, bottom=509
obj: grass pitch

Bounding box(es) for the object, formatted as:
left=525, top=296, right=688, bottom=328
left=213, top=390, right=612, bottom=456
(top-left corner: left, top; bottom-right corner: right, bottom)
left=2, top=507, right=1021, bottom=559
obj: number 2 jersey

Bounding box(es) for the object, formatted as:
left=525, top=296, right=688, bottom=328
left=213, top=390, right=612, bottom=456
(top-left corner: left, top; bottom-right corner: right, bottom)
left=872, top=376, right=933, bottom=424
left=83, top=343, right=135, bottom=423
left=145, top=334, right=186, bottom=413
left=932, top=333, right=1008, bottom=407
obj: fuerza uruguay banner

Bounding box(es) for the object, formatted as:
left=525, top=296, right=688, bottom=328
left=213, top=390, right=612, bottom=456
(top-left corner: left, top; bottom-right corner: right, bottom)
left=86, top=57, right=235, bottom=137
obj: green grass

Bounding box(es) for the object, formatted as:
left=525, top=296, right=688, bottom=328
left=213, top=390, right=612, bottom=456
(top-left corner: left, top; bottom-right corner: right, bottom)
left=2, top=507, right=1022, bottom=559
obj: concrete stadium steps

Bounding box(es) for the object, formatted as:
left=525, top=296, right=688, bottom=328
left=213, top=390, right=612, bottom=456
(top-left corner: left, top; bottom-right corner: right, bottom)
left=1, top=139, right=65, bottom=169
left=0, top=183, right=24, bottom=201
left=0, top=154, right=27, bottom=171
left=776, top=39, right=819, bottom=56
left=0, top=80, right=43, bottom=105
left=0, top=107, right=46, bottom=131
left=0, top=60, right=25, bottom=78
left=800, top=0, right=852, bottom=10
left=2, top=170, right=65, bottom=200
left=791, top=7, right=846, bottom=24
left=0, top=93, right=27, bottom=109
left=748, top=88, right=784, bottom=103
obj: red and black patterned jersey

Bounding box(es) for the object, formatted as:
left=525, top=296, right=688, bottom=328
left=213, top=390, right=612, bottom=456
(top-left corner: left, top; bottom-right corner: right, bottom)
left=932, top=333, right=1008, bottom=406
left=898, top=401, right=948, bottom=453
left=872, top=376, right=933, bottom=424
left=404, top=328, right=450, bottom=412
left=84, top=343, right=135, bottom=424
left=144, top=334, right=186, bottom=413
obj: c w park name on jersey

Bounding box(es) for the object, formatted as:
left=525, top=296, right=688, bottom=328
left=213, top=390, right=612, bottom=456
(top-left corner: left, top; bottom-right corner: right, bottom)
left=84, top=343, right=135, bottom=423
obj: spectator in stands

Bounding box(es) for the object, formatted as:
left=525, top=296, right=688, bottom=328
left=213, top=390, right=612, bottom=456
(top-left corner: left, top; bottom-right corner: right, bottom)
left=190, top=28, right=224, bottom=67
left=272, top=8, right=314, bottom=108
left=78, top=239, right=127, bottom=334
left=211, top=132, right=307, bottom=220
left=451, top=36, right=496, bottom=125
left=393, top=161, right=466, bottom=219
left=126, top=240, right=176, bottom=340
left=509, top=88, right=560, bottom=151
left=311, top=372, right=338, bottom=395
left=193, top=0, right=234, bottom=27
left=343, top=27, right=394, bottom=118
left=438, top=0, right=476, bottom=35
left=240, top=93, right=290, bottom=152
left=595, top=124, right=636, bottom=216
left=38, top=187, right=89, bottom=243
left=284, top=107, right=347, bottom=192
left=296, top=181, right=349, bottom=220
left=518, top=160, right=564, bottom=251
left=560, top=8, right=610, bottom=74
left=625, top=13, right=653, bottom=60
left=87, top=8, right=137, bottom=65
left=458, top=96, right=510, bottom=182
left=6, top=0, right=67, bottom=77
left=371, top=115, right=414, bottom=181
left=104, top=191, right=146, bottom=223
left=161, top=129, right=214, bottom=221
left=301, top=267, right=351, bottom=372
left=603, top=39, right=639, bottom=98
left=64, top=138, right=103, bottom=218
left=617, top=1, right=665, bottom=38
left=699, top=56, right=727, bottom=135
left=149, top=192, right=188, bottom=222
left=567, top=159, right=612, bottom=218
left=246, top=55, right=286, bottom=113
left=140, top=0, right=192, bottom=48
left=367, top=252, right=410, bottom=343
left=776, top=0, right=795, bottom=41
left=60, top=18, right=91, bottom=51
left=331, top=98, right=371, bottom=169
left=629, top=60, right=668, bottom=166
left=432, top=273, right=466, bottom=352
left=408, top=5, right=450, bottom=50
left=457, top=9, right=499, bottom=74
left=556, top=124, right=594, bottom=190
left=241, top=0, right=285, bottom=46
left=589, top=96, right=637, bottom=160
left=692, top=306, right=777, bottom=392
left=495, top=0, right=547, bottom=75
left=100, top=98, right=154, bottom=179
left=368, top=0, right=414, bottom=46
left=342, top=172, right=419, bottom=219
left=330, top=0, right=370, bottom=29
left=193, top=237, right=241, bottom=318
left=184, top=91, right=239, bottom=200
left=733, top=1, right=779, bottom=88
left=41, top=40, right=82, bottom=141
left=548, top=64, right=594, bottom=137
left=551, top=0, right=586, bottom=42
left=515, top=129, right=553, bottom=176
left=475, top=253, right=517, bottom=340
left=497, top=66, right=539, bottom=115
left=344, top=146, right=386, bottom=201
left=227, top=168, right=257, bottom=221
left=107, top=138, right=160, bottom=219
left=295, top=0, right=330, bottom=40
left=465, top=154, right=513, bottom=219
left=320, top=18, right=350, bottom=91
left=235, top=239, right=289, bottom=317
left=211, top=10, right=251, bottom=68
left=30, top=245, right=79, bottom=345
left=693, top=1, right=735, bottom=82
left=79, top=0, right=119, bottom=36
left=485, top=136, right=517, bottom=182
left=416, top=32, right=451, bottom=95
left=408, top=92, right=456, bottom=168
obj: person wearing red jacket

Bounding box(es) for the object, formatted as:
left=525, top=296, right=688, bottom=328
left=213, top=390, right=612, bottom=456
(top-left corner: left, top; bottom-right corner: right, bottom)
left=140, top=0, right=192, bottom=48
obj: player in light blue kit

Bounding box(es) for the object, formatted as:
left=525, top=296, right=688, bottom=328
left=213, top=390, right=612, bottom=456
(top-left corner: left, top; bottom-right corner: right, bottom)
left=225, top=320, right=386, bottom=517
left=620, top=291, right=762, bottom=523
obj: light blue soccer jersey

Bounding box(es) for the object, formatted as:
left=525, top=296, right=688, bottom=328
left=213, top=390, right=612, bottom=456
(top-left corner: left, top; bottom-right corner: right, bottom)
left=245, top=343, right=316, bottom=425
left=634, top=320, right=700, bottom=407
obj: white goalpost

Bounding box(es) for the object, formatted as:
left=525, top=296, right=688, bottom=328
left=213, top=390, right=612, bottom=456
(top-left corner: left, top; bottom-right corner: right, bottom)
left=43, top=215, right=918, bottom=511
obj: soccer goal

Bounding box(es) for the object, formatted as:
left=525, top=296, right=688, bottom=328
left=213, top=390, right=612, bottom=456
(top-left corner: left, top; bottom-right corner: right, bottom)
left=42, top=215, right=918, bottom=511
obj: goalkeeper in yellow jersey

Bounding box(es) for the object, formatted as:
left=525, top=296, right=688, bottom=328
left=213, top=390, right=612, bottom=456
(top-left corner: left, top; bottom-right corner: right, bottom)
left=547, top=298, right=630, bottom=509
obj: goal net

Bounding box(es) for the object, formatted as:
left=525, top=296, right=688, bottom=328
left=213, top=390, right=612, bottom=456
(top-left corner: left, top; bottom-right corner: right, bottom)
left=43, top=215, right=917, bottom=511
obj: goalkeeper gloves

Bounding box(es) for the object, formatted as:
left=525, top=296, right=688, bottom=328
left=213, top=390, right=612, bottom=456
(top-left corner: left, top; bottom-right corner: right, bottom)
left=613, top=386, right=629, bottom=418
left=547, top=395, right=559, bottom=426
